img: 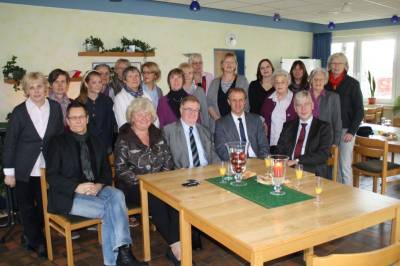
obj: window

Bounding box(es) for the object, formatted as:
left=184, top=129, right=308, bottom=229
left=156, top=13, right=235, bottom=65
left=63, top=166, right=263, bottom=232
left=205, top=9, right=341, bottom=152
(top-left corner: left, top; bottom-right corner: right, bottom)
left=331, top=34, right=398, bottom=104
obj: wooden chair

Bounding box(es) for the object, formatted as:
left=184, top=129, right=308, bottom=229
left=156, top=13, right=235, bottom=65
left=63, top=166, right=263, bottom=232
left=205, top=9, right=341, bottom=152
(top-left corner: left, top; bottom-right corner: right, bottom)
left=327, top=145, right=339, bottom=182
left=393, top=117, right=400, bottom=127
left=352, top=136, right=400, bottom=194
left=364, top=108, right=379, bottom=124
left=309, top=242, right=400, bottom=266
left=40, top=169, right=102, bottom=266
left=375, top=106, right=383, bottom=124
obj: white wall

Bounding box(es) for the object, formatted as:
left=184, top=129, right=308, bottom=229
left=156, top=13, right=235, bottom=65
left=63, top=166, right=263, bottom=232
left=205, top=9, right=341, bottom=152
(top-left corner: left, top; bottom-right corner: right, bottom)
left=0, top=2, right=313, bottom=121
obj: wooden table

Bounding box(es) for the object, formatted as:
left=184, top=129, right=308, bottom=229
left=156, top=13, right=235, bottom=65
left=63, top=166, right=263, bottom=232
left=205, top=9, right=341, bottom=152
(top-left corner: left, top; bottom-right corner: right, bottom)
left=139, top=159, right=400, bottom=265
left=362, top=122, right=400, bottom=154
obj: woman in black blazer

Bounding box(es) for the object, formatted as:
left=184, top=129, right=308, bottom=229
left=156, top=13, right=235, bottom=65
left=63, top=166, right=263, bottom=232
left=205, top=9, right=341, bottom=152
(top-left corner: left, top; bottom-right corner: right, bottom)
left=2, top=72, right=64, bottom=256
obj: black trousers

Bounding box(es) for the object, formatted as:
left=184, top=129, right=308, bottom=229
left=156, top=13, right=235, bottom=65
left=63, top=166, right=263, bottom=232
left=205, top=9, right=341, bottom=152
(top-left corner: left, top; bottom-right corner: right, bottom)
left=16, top=176, right=44, bottom=247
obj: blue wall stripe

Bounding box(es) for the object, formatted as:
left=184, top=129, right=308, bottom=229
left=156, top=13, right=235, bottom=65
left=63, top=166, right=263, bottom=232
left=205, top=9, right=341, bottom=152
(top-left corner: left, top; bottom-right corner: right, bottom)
left=1, top=0, right=399, bottom=33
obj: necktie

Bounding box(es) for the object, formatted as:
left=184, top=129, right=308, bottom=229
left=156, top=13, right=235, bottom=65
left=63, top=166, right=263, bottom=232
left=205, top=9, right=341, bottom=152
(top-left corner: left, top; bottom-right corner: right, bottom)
left=293, top=123, right=307, bottom=159
left=189, top=126, right=200, bottom=167
left=238, top=118, right=247, bottom=142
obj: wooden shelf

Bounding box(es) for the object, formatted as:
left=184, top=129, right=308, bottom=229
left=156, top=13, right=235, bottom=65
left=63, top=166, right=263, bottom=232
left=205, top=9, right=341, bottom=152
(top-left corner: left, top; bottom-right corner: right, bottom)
left=78, top=51, right=155, bottom=57
left=70, top=77, right=82, bottom=82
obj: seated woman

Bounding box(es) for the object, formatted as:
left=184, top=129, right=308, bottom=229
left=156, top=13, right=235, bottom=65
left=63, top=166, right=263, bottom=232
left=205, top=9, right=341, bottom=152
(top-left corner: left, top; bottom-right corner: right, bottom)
left=114, top=98, right=183, bottom=264
left=179, top=62, right=210, bottom=129
left=260, top=69, right=297, bottom=154
left=288, top=60, right=309, bottom=93
left=76, top=70, right=116, bottom=154
left=48, top=68, right=71, bottom=125
left=3, top=72, right=64, bottom=257
left=141, top=61, right=163, bottom=109
left=207, top=52, right=249, bottom=132
left=157, top=68, right=188, bottom=128
left=94, top=63, right=115, bottom=100
left=248, top=58, right=275, bottom=115
left=113, top=66, right=153, bottom=129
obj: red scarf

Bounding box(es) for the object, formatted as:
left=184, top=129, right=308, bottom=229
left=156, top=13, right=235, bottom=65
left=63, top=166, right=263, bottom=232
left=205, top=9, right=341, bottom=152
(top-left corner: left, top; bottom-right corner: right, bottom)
left=329, top=71, right=346, bottom=90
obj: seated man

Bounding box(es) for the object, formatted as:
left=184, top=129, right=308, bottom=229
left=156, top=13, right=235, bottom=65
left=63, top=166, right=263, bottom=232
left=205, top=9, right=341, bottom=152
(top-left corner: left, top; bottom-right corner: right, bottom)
left=277, top=91, right=332, bottom=177
left=46, top=101, right=147, bottom=266
left=214, top=87, right=269, bottom=161
left=163, top=95, right=220, bottom=168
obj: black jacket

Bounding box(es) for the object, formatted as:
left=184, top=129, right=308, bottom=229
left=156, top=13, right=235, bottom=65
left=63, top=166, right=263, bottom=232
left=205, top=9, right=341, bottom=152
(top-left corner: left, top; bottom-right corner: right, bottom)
left=325, top=74, right=364, bottom=136
left=277, top=118, right=332, bottom=177
left=45, top=132, right=112, bottom=214
left=2, top=99, right=64, bottom=181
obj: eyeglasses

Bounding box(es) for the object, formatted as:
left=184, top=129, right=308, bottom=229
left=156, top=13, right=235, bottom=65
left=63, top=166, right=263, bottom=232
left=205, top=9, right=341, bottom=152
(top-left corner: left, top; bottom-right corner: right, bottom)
left=182, top=108, right=200, bottom=113
left=142, top=71, right=154, bottom=75
left=331, top=62, right=344, bottom=66
left=67, top=115, right=87, bottom=121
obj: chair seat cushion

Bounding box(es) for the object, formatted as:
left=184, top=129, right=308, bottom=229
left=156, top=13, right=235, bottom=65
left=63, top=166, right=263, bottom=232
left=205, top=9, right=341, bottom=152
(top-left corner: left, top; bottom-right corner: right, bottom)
left=60, top=214, right=99, bottom=224
left=353, top=159, right=400, bottom=173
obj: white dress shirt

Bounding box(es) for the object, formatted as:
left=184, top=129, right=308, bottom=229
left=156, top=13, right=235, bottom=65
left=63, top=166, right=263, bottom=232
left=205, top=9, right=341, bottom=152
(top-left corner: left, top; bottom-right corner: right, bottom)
left=230, top=112, right=256, bottom=158
left=3, top=98, right=50, bottom=177
left=270, top=90, right=293, bottom=146
left=181, top=120, right=208, bottom=168
left=291, top=116, right=313, bottom=160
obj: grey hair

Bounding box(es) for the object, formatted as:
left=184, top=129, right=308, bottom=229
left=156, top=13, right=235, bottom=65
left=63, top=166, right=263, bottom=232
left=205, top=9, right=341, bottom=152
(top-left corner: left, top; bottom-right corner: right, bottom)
left=126, top=97, right=157, bottom=124
left=272, top=69, right=291, bottom=85
left=308, top=68, right=329, bottom=85
left=327, top=52, right=349, bottom=71
left=294, top=90, right=312, bottom=105
left=188, top=53, right=203, bottom=64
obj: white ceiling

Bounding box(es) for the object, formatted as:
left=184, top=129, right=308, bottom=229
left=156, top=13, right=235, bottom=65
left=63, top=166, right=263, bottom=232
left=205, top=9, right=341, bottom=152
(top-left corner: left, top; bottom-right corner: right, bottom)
left=154, top=0, right=400, bottom=24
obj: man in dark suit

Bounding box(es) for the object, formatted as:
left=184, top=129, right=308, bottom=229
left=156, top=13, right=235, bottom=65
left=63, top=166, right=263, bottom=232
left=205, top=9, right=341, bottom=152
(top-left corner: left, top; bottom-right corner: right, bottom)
left=163, top=95, right=219, bottom=168
left=214, top=87, right=269, bottom=161
left=277, top=91, right=332, bottom=177
left=46, top=102, right=147, bottom=266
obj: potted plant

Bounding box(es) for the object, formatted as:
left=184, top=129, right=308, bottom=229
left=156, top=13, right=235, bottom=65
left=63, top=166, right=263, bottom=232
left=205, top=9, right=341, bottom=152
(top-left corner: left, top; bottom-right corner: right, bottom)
left=2, top=55, right=26, bottom=91
left=84, top=36, right=104, bottom=52
left=120, top=36, right=155, bottom=53
left=367, top=70, right=376, bottom=105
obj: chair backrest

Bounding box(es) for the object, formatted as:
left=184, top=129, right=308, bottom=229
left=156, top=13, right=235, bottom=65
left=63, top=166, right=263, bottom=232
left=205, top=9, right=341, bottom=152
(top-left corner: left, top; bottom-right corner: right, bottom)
left=108, top=153, right=116, bottom=186
left=326, top=145, right=338, bottom=182
left=364, top=108, right=379, bottom=124
left=311, top=242, right=400, bottom=266
left=394, top=117, right=400, bottom=127
left=354, top=136, right=388, bottom=160
left=375, top=106, right=383, bottom=124
left=39, top=168, right=49, bottom=216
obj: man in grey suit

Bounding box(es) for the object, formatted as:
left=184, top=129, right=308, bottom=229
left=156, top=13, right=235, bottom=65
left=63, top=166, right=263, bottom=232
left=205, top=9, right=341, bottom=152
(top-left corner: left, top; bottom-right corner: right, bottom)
left=163, top=95, right=219, bottom=169
left=215, top=87, right=269, bottom=161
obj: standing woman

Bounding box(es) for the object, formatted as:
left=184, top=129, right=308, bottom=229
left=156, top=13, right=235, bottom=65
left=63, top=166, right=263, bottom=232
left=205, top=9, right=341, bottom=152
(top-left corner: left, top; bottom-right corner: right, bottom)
left=157, top=68, right=188, bottom=128
left=94, top=63, right=115, bottom=100
left=48, top=68, right=71, bottom=125
left=289, top=60, right=309, bottom=93
left=141, top=61, right=163, bottom=109
left=260, top=69, right=297, bottom=153
left=248, top=59, right=275, bottom=115
left=113, top=66, right=152, bottom=129
left=179, top=62, right=210, bottom=130
left=3, top=72, right=64, bottom=256
left=309, top=68, right=342, bottom=145
left=188, top=53, right=214, bottom=95
left=76, top=70, right=116, bottom=154
left=325, top=53, right=364, bottom=185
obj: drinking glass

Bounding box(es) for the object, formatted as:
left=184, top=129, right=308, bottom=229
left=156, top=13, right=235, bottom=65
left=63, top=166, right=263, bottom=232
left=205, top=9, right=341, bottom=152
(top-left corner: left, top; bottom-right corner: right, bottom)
left=225, top=141, right=249, bottom=187
left=264, top=155, right=272, bottom=177
left=295, top=164, right=303, bottom=189
left=314, top=176, right=323, bottom=204
left=270, top=155, right=289, bottom=196
left=219, top=161, right=227, bottom=184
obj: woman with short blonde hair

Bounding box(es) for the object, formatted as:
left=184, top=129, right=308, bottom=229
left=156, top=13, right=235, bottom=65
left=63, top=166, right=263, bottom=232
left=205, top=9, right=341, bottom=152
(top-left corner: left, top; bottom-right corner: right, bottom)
left=140, top=61, right=163, bottom=109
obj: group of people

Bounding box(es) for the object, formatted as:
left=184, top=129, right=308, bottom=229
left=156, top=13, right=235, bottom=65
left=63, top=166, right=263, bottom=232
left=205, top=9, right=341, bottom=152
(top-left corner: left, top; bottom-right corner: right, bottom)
left=2, top=51, right=364, bottom=266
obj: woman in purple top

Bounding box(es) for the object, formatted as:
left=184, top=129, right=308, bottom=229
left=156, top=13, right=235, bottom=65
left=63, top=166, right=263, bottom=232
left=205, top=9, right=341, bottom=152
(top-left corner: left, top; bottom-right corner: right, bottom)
left=157, top=68, right=188, bottom=128
left=260, top=69, right=297, bottom=154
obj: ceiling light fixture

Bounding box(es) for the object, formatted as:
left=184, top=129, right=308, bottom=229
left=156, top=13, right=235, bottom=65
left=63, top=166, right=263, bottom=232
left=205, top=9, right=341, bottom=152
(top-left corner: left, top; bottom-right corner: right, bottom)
left=328, top=21, right=336, bottom=30
left=189, top=0, right=200, bottom=11
left=391, top=15, right=399, bottom=24
left=272, top=13, right=281, bottom=22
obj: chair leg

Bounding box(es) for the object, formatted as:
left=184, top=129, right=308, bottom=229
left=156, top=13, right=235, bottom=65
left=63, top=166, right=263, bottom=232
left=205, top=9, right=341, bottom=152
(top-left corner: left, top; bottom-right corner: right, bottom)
left=381, top=176, right=387, bottom=194
left=97, top=222, right=102, bottom=244
left=44, top=217, right=53, bottom=261
left=353, top=171, right=360, bottom=188
left=373, top=177, right=378, bottom=193
left=65, top=229, right=74, bottom=266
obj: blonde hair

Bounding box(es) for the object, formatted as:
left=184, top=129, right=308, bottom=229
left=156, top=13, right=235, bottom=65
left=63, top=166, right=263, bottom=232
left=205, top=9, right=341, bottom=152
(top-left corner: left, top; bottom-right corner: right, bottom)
left=22, top=72, right=49, bottom=97
left=141, top=61, right=161, bottom=82
left=126, top=97, right=157, bottom=124
left=179, top=62, right=193, bottom=71
left=327, top=52, right=349, bottom=71
left=220, top=52, right=238, bottom=73
left=188, top=53, right=202, bottom=64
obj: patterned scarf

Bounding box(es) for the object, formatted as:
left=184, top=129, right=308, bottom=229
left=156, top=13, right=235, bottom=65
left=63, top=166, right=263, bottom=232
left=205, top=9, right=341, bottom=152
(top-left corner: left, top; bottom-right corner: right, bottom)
left=48, top=91, right=70, bottom=125
left=72, top=133, right=95, bottom=182
left=124, top=85, right=144, bottom=98
left=167, top=88, right=188, bottom=118
left=329, top=71, right=346, bottom=90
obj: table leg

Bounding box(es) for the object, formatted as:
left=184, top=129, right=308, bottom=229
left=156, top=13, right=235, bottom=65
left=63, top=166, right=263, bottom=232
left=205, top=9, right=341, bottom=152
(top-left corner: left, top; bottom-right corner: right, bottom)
left=140, top=181, right=151, bottom=261
left=179, top=209, right=192, bottom=266
left=250, top=253, right=263, bottom=266
left=391, top=207, right=400, bottom=244
left=304, top=247, right=314, bottom=266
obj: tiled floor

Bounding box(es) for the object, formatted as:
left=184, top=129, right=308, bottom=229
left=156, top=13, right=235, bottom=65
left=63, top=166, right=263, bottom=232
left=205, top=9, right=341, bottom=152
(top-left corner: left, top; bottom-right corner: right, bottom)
left=0, top=177, right=399, bottom=266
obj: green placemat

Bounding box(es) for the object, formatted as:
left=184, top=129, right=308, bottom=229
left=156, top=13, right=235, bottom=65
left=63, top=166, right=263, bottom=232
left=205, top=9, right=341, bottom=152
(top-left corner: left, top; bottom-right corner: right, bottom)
left=207, top=176, right=314, bottom=209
